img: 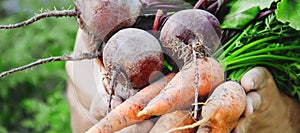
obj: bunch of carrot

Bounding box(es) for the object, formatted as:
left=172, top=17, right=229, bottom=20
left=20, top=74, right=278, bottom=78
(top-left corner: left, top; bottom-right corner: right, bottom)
left=86, top=56, right=248, bottom=133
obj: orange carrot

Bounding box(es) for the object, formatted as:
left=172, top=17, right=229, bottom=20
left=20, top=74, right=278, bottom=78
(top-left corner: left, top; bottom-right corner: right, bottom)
left=167, top=81, right=247, bottom=133
left=86, top=73, right=176, bottom=133
left=149, top=110, right=196, bottom=133
left=137, top=57, right=224, bottom=117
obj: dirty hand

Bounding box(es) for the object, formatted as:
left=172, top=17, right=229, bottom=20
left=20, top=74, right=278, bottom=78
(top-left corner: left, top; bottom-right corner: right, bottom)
left=233, top=67, right=300, bottom=133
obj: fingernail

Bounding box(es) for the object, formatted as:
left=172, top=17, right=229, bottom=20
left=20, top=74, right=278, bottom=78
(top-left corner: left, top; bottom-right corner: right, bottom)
left=250, top=81, right=255, bottom=90
left=244, top=97, right=254, bottom=116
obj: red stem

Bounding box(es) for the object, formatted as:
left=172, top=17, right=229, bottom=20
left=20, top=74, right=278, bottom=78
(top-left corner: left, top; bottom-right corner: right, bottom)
left=152, top=9, right=163, bottom=35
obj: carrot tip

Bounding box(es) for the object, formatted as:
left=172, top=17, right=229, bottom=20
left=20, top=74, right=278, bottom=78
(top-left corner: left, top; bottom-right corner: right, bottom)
left=137, top=110, right=146, bottom=117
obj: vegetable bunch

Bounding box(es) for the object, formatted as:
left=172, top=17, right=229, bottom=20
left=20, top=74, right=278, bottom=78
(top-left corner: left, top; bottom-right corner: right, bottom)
left=215, top=0, right=300, bottom=99
left=1, top=0, right=299, bottom=132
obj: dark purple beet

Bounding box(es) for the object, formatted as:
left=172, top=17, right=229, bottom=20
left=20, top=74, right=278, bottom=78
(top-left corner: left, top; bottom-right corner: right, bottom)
left=75, top=0, right=142, bottom=42
left=103, top=28, right=163, bottom=89
left=160, top=9, right=221, bottom=69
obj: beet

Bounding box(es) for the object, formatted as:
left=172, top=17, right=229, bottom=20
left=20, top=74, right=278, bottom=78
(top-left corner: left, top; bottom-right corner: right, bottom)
left=75, top=0, right=142, bottom=42
left=74, top=0, right=193, bottom=43
left=103, top=28, right=163, bottom=89
left=160, top=9, right=221, bottom=69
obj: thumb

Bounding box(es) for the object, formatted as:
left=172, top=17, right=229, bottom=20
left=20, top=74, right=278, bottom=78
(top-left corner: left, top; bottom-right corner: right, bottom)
left=240, top=67, right=271, bottom=92
left=243, top=92, right=262, bottom=116
left=89, top=93, right=107, bottom=120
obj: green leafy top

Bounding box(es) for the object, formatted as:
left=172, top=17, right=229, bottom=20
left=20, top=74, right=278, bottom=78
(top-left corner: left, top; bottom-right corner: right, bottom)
left=215, top=14, right=300, bottom=99
left=222, top=0, right=300, bottom=31
left=221, top=0, right=274, bottom=29
left=276, top=0, right=300, bottom=30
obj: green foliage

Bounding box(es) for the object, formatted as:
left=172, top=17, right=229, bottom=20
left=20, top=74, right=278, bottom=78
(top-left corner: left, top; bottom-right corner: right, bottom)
left=0, top=0, right=77, bottom=132
left=221, top=0, right=274, bottom=29
left=215, top=14, right=300, bottom=99
left=216, top=0, right=300, bottom=99
left=221, top=0, right=300, bottom=31
left=21, top=83, right=70, bottom=133
left=276, top=0, right=300, bottom=31
left=221, top=0, right=260, bottom=29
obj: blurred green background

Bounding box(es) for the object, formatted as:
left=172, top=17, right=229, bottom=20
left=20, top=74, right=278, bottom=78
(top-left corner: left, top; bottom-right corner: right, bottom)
left=0, top=0, right=78, bottom=132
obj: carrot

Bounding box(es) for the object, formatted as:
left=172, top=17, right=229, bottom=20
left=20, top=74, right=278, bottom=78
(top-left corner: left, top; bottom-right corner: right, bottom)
left=86, top=73, right=176, bottom=133
left=167, top=81, right=247, bottom=133
left=149, top=110, right=196, bottom=133
left=137, top=57, right=224, bottom=117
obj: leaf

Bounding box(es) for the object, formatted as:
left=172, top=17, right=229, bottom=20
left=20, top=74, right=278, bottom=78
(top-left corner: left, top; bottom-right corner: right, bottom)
left=222, top=6, right=260, bottom=29
left=221, top=0, right=274, bottom=29
left=275, top=0, right=300, bottom=31
left=257, top=0, right=275, bottom=9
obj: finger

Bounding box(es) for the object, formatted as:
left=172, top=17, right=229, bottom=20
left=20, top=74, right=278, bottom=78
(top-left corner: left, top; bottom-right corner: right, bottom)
left=67, top=82, right=96, bottom=133
left=232, top=117, right=248, bottom=133
left=89, top=94, right=107, bottom=119
left=93, top=59, right=109, bottom=95
left=111, top=95, right=123, bottom=109
left=232, top=92, right=262, bottom=133
left=90, top=59, right=112, bottom=118
left=240, top=67, right=269, bottom=92
left=243, top=91, right=262, bottom=117
left=115, top=120, right=154, bottom=133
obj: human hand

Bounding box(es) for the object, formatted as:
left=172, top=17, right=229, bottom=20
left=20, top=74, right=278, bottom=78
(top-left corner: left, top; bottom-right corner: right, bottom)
left=233, top=67, right=300, bottom=133
left=66, top=28, right=155, bottom=133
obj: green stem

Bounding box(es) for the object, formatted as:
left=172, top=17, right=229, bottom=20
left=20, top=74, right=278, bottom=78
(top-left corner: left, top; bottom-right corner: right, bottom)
left=213, top=32, right=240, bottom=58
left=164, top=60, right=173, bottom=71
left=226, top=35, right=282, bottom=60
left=228, top=46, right=300, bottom=60
left=225, top=55, right=300, bottom=66
left=217, top=25, right=253, bottom=61
left=225, top=61, right=285, bottom=71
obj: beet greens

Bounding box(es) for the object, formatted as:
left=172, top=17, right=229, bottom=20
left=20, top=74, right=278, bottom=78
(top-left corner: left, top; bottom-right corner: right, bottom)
left=214, top=14, right=300, bottom=99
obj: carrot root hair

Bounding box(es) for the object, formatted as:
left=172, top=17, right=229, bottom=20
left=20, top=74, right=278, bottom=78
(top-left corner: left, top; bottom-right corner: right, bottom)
left=166, top=119, right=206, bottom=133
